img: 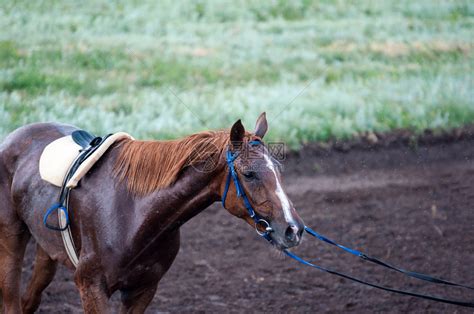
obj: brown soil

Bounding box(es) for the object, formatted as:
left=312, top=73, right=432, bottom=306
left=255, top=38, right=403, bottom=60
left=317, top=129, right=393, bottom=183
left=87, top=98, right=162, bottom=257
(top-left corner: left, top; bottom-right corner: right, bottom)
left=22, top=129, right=474, bottom=313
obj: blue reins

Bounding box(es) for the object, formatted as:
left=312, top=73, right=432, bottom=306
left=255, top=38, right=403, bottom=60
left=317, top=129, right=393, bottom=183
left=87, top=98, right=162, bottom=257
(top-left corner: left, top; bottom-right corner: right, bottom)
left=222, top=142, right=474, bottom=308
left=303, top=226, right=474, bottom=291
left=283, top=250, right=474, bottom=308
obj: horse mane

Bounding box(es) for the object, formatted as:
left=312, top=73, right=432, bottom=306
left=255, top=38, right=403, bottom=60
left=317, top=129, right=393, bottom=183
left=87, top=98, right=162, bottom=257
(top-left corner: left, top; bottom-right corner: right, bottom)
left=114, top=131, right=230, bottom=196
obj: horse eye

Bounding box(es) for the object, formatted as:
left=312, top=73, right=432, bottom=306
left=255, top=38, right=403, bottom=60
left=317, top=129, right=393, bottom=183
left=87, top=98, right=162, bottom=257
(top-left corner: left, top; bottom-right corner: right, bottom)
left=243, top=171, right=257, bottom=180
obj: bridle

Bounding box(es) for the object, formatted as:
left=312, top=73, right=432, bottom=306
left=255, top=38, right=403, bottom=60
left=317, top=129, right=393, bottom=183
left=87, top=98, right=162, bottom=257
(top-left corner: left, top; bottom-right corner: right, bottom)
left=221, top=141, right=474, bottom=308
left=221, top=140, right=273, bottom=240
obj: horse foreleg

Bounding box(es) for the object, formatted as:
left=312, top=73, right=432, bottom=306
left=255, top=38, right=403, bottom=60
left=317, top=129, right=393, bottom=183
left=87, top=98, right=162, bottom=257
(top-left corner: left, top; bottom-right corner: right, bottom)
left=21, top=244, right=57, bottom=313
left=74, top=259, right=111, bottom=314
left=119, top=284, right=158, bottom=314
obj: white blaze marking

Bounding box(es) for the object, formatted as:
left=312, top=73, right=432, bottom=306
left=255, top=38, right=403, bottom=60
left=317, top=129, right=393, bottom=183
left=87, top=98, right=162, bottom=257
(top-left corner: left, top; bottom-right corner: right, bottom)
left=264, top=154, right=293, bottom=223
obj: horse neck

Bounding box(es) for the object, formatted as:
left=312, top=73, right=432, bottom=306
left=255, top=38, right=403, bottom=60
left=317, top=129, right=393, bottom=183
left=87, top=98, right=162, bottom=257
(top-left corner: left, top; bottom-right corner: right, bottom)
left=130, top=158, right=227, bottom=247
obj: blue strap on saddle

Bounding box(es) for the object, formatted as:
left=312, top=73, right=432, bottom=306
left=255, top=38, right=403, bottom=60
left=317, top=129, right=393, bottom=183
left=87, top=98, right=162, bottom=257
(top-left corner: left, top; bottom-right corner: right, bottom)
left=43, top=203, right=69, bottom=231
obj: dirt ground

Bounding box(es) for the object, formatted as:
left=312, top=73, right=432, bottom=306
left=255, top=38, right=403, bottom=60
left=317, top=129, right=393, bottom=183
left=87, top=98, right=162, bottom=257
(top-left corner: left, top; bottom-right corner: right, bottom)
left=21, top=130, right=474, bottom=313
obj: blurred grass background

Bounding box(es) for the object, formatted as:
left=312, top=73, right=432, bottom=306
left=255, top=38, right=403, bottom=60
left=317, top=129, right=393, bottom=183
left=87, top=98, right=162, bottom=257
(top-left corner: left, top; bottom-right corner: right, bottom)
left=1, top=0, right=473, bottom=148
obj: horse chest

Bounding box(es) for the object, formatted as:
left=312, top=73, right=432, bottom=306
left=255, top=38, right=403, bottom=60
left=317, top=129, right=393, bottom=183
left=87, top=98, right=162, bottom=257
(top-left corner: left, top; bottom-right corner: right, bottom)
left=111, top=230, right=181, bottom=290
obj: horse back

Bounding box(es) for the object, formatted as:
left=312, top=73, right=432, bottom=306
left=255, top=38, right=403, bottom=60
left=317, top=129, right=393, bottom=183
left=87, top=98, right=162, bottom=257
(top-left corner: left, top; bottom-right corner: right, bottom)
left=1, top=122, right=77, bottom=177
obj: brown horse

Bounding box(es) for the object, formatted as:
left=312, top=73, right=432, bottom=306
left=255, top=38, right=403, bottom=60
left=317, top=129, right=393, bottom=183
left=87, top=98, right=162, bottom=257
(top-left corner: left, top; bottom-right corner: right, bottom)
left=0, top=113, right=304, bottom=313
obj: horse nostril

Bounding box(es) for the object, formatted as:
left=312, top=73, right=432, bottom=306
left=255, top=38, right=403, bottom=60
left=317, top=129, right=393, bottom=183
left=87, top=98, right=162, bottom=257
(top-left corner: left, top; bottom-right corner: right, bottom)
left=285, top=225, right=299, bottom=242
left=297, top=227, right=303, bottom=239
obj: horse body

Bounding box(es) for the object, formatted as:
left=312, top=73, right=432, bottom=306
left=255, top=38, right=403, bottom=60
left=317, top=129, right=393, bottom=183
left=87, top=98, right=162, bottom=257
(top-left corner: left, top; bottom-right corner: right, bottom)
left=0, top=115, right=304, bottom=313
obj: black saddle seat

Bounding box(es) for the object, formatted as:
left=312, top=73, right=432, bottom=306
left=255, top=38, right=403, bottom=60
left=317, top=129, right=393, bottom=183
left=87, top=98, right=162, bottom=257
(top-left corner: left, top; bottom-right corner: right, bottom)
left=72, top=130, right=102, bottom=149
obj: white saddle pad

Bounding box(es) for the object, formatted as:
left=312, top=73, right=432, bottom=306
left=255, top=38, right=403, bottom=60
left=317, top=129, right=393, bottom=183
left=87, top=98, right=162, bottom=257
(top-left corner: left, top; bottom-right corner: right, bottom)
left=39, top=132, right=133, bottom=188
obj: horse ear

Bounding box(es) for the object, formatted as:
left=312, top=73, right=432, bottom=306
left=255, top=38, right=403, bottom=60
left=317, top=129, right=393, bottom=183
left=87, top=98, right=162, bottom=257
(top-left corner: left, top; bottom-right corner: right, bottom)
left=230, top=119, right=245, bottom=146
left=254, top=112, right=268, bottom=139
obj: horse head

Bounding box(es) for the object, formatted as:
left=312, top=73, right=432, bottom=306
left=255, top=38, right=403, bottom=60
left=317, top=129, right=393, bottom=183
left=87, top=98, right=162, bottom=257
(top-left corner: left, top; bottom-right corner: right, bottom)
left=221, top=112, right=305, bottom=249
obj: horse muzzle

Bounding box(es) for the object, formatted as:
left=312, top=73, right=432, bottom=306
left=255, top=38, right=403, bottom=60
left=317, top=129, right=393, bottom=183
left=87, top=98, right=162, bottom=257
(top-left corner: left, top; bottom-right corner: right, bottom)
left=267, top=220, right=304, bottom=249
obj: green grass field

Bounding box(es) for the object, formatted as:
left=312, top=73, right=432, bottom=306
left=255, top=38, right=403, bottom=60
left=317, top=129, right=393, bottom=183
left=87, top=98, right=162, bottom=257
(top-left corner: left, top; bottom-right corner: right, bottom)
left=1, top=0, right=473, bottom=148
